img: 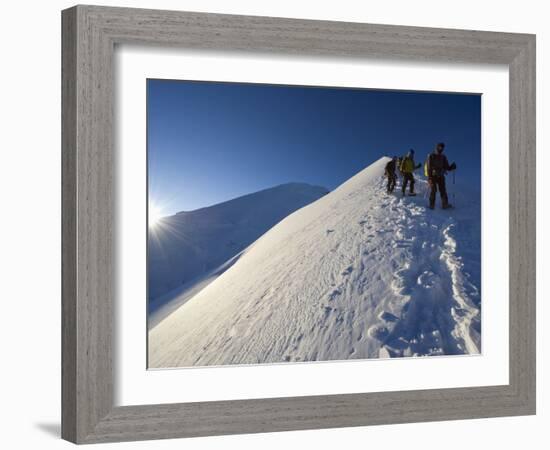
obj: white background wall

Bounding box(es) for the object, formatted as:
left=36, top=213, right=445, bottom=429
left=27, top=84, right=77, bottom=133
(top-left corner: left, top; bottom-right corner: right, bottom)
left=0, top=1, right=546, bottom=448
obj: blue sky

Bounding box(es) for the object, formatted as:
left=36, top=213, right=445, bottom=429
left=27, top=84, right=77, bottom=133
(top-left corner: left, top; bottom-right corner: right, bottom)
left=148, top=79, right=481, bottom=215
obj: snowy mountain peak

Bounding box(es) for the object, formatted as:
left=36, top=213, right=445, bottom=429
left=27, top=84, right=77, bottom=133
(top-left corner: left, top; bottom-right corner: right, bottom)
left=174, top=182, right=329, bottom=217
left=148, top=182, right=328, bottom=302
left=149, top=158, right=481, bottom=368
left=329, top=156, right=391, bottom=196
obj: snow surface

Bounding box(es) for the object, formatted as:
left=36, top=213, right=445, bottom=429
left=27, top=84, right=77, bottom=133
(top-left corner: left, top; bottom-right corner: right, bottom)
left=148, top=157, right=481, bottom=368
left=148, top=182, right=328, bottom=305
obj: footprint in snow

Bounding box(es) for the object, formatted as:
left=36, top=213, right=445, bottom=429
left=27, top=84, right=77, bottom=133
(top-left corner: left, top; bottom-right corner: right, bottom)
left=341, top=266, right=353, bottom=276
left=378, top=311, right=399, bottom=322
left=368, top=325, right=390, bottom=341
left=417, top=270, right=438, bottom=289
left=328, top=288, right=341, bottom=301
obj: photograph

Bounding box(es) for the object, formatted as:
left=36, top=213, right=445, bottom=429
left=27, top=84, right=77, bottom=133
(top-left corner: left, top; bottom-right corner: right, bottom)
left=146, top=79, right=482, bottom=369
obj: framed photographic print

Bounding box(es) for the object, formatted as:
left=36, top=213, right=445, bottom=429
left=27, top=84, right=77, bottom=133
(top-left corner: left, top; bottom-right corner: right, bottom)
left=62, top=5, right=536, bottom=444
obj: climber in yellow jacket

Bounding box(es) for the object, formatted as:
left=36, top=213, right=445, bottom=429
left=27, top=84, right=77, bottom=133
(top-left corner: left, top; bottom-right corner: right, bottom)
left=399, top=149, right=421, bottom=196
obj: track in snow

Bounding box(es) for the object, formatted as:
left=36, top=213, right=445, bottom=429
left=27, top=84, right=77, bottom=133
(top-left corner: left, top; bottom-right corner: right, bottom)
left=360, top=180, right=481, bottom=358
left=149, top=159, right=481, bottom=368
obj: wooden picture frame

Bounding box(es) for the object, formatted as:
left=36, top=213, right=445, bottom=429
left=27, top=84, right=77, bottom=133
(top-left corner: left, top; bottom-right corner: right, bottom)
left=61, top=5, right=536, bottom=444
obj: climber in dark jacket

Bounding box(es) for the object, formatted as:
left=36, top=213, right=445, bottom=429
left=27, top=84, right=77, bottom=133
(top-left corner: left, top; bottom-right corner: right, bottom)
left=425, top=142, right=457, bottom=209
left=384, top=156, right=398, bottom=193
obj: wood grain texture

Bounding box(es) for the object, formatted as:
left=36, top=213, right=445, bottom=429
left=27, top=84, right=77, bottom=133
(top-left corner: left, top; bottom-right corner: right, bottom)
left=508, top=36, right=536, bottom=408
left=61, top=7, right=77, bottom=443
left=61, top=5, right=536, bottom=444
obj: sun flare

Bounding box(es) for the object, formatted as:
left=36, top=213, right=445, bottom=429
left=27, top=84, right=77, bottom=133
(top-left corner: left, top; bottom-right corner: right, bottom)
left=149, top=204, right=163, bottom=228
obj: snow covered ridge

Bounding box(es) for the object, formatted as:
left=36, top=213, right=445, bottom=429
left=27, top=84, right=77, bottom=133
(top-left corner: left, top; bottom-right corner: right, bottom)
left=148, top=157, right=481, bottom=368
left=148, top=182, right=329, bottom=304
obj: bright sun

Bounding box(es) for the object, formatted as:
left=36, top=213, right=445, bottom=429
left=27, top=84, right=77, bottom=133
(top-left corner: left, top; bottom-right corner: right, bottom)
left=149, top=204, right=163, bottom=228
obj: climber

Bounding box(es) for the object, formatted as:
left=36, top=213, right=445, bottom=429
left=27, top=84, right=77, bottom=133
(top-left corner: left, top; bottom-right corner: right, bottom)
left=384, top=156, right=398, bottom=193
left=399, top=149, right=421, bottom=196
left=425, top=142, right=457, bottom=209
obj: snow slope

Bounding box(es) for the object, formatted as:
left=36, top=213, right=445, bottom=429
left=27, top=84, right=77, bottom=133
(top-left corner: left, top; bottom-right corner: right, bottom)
left=149, top=157, right=481, bottom=368
left=148, top=183, right=328, bottom=306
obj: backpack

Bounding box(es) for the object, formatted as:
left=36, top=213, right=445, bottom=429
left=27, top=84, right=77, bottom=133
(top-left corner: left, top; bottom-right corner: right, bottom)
left=426, top=153, right=450, bottom=177
left=424, top=154, right=431, bottom=177
left=400, top=157, right=414, bottom=173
